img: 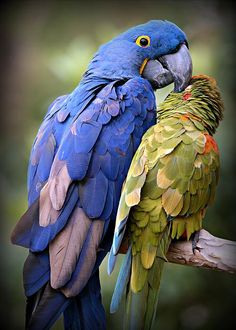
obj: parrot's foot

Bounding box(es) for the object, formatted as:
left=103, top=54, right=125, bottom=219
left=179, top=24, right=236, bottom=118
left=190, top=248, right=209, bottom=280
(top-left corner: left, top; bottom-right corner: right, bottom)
left=191, top=230, right=201, bottom=254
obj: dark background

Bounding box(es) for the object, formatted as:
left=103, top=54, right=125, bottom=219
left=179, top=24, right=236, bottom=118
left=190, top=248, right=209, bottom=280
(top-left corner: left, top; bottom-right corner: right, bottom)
left=0, top=1, right=235, bottom=329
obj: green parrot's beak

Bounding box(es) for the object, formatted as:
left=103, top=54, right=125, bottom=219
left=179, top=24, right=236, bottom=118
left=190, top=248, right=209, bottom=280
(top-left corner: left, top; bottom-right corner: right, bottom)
left=142, top=44, right=192, bottom=92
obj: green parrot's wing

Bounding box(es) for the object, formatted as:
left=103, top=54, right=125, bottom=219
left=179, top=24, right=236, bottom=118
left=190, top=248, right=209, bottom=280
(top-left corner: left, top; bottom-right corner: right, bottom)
left=110, top=133, right=151, bottom=254
left=107, top=126, right=161, bottom=274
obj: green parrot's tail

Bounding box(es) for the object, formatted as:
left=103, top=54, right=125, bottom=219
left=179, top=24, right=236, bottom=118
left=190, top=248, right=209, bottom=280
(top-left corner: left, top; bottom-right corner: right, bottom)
left=125, top=225, right=171, bottom=330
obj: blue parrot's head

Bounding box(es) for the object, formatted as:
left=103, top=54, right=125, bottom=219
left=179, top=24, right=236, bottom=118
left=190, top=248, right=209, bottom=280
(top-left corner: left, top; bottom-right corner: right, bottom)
left=87, top=20, right=192, bottom=92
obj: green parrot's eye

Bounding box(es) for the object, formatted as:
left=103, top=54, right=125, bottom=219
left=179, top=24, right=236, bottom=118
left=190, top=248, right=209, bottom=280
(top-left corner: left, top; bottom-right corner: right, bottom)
left=136, top=36, right=151, bottom=48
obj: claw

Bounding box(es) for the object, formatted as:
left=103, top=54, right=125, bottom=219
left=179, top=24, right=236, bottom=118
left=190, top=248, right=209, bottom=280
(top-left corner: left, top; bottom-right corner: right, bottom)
left=192, top=230, right=201, bottom=254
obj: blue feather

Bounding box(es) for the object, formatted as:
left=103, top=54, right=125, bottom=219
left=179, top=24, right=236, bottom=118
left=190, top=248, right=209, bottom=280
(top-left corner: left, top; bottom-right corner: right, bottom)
left=99, top=181, right=114, bottom=220
left=72, top=271, right=106, bottom=330
left=110, top=246, right=132, bottom=313
left=45, top=94, right=68, bottom=119
left=30, top=185, right=79, bottom=252
left=100, top=152, right=120, bottom=180
left=66, top=152, right=92, bottom=181
left=86, top=152, right=101, bottom=178
left=74, top=121, right=102, bottom=153
left=107, top=100, right=120, bottom=116
left=23, top=251, right=50, bottom=297
left=97, top=108, right=112, bottom=124
left=36, top=136, right=55, bottom=182
left=62, top=221, right=104, bottom=296
left=94, top=138, right=107, bottom=154
left=63, top=300, right=81, bottom=330
left=113, top=218, right=128, bottom=255
left=26, top=284, right=71, bottom=330
left=57, top=107, right=70, bottom=123
left=107, top=251, right=117, bottom=276
left=79, top=170, right=108, bottom=218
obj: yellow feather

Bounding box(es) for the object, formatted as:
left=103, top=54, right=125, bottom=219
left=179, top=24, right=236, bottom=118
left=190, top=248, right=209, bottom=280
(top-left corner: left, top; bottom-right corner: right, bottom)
left=132, top=154, right=147, bottom=177
left=170, top=196, right=184, bottom=216
left=136, top=216, right=149, bottom=228
left=134, top=238, right=142, bottom=252
left=150, top=222, right=161, bottom=234
left=131, top=254, right=148, bottom=293
left=162, top=188, right=182, bottom=215
left=171, top=218, right=186, bottom=239
left=179, top=191, right=190, bottom=215
left=133, top=211, right=148, bottom=221
left=149, top=199, right=162, bottom=218
left=156, top=168, right=174, bottom=189
left=125, top=189, right=141, bottom=207
left=138, top=198, right=156, bottom=212
left=116, top=194, right=130, bottom=223
left=156, top=146, right=175, bottom=159
left=141, top=243, right=157, bottom=269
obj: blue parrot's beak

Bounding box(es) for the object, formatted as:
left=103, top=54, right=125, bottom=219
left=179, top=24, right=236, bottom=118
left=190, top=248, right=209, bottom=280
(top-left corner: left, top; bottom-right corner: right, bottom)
left=142, top=44, right=192, bottom=92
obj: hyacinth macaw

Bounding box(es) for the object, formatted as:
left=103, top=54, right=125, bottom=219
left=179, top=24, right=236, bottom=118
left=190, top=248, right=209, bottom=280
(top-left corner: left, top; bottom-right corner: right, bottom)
left=108, top=75, right=224, bottom=329
left=11, top=20, right=192, bottom=330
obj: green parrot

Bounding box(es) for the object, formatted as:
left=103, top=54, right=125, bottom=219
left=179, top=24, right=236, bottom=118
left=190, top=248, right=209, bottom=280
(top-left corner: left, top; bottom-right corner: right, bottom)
left=108, top=74, right=224, bottom=329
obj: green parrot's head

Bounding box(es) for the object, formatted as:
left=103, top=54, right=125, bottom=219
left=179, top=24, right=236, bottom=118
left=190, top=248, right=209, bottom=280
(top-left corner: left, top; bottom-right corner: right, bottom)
left=86, top=20, right=192, bottom=92
left=186, top=75, right=224, bottom=132
left=159, top=74, right=224, bottom=134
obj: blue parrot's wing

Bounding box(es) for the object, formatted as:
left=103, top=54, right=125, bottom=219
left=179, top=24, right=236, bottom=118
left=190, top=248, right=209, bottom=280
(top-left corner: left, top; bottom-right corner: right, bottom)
left=27, top=94, right=69, bottom=206
left=12, top=77, right=156, bottom=300
left=27, top=77, right=109, bottom=206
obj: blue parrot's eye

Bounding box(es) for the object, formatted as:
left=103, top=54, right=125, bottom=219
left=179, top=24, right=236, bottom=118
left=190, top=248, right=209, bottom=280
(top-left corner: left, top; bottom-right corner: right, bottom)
left=136, top=36, right=150, bottom=48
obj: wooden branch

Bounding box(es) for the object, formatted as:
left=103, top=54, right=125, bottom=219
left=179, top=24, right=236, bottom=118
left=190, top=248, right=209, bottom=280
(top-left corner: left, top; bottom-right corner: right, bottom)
left=167, top=229, right=236, bottom=274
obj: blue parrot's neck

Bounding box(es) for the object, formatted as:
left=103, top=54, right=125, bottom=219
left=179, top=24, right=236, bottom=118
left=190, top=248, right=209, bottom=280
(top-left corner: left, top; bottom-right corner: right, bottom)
left=68, top=73, right=116, bottom=118
left=83, top=49, right=140, bottom=81
left=80, top=74, right=113, bottom=90
left=68, top=49, right=137, bottom=118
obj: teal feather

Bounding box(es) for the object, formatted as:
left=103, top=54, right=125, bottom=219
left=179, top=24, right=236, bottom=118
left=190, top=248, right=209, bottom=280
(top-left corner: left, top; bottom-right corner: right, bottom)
left=110, top=246, right=132, bottom=313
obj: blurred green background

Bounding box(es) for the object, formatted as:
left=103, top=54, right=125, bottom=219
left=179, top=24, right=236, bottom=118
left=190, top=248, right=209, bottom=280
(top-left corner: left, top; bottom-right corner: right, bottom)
left=0, top=1, right=235, bottom=329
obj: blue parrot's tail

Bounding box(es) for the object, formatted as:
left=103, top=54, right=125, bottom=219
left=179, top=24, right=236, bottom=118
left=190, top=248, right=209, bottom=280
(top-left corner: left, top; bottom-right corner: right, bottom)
left=63, top=271, right=106, bottom=330
left=25, top=270, right=105, bottom=330
left=25, top=283, right=70, bottom=329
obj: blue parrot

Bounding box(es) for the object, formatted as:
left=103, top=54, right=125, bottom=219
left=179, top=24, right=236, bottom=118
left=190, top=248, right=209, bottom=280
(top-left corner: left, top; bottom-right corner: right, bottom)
left=11, top=20, right=192, bottom=330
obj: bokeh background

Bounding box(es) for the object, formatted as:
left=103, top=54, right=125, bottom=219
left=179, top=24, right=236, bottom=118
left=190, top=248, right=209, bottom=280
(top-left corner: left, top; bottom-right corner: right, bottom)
left=0, top=1, right=235, bottom=329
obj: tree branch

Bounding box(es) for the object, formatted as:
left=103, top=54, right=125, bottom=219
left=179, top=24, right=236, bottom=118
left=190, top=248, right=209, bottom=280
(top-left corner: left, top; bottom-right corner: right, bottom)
left=167, top=229, right=236, bottom=274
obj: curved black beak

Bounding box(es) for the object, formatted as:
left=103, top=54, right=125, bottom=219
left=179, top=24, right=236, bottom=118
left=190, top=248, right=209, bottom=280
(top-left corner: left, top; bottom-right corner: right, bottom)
left=142, top=44, right=192, bottom=92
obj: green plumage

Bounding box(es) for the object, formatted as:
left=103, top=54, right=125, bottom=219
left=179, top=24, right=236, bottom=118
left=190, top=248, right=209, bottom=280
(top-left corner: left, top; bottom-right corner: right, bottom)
left=113, top=75, right=224, bottom=329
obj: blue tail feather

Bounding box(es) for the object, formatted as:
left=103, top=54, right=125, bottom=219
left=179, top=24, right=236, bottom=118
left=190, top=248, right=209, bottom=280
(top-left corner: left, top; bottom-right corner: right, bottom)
left=63, top=300, right=82, bottom=330
left=107, top=251, right=117, bottom=275
left=63, top=270, right=106, bottom=330
left=110, top=246, right=131, bottom=313
left=26, top=283, right=70, bottom=330
left=77, top=270, right=106, bottom=330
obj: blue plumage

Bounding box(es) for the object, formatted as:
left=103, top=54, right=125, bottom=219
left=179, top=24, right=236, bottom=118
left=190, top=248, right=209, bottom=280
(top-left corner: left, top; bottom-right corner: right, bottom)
left=11, top=19, right=191, bottom=329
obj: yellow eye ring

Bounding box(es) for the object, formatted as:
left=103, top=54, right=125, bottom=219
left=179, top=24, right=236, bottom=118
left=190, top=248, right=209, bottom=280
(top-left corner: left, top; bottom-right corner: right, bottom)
left=136, top=35, right=151, bottom=48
